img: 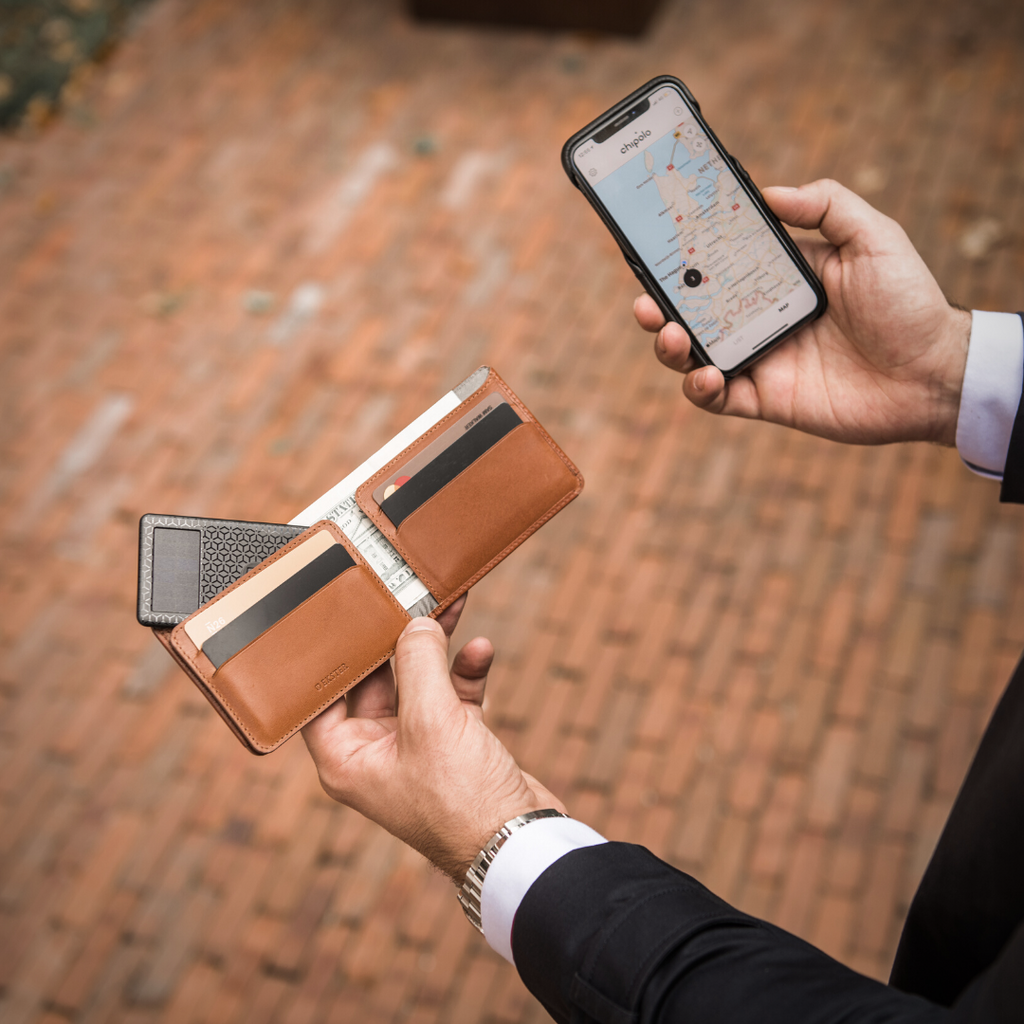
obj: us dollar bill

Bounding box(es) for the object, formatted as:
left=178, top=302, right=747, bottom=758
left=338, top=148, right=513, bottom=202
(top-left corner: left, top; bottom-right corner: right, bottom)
left=289, top=368, right=490, bottom=618
left=317, top=493, right=437, bottom=618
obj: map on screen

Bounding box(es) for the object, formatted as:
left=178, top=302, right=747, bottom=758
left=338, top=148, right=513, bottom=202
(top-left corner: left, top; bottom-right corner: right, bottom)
left=592, top=116, right=805, bottom=357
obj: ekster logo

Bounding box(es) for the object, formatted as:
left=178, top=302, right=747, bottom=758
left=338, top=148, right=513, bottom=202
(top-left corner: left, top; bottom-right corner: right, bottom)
left=620, top=129, right=652, bottom=154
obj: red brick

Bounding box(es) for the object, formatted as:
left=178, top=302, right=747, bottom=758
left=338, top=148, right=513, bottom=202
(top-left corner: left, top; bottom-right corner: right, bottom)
left=702, top=814, right=752, bottom=905
left=906, top=636, right=953, bottom=734
left=884, top=597, right=930, bottom=686
left=857, top=686, right=906, bottom=784
left=806, top=725, right=859, bottom=829
left=854, top=838, right=907, bottom=960
left=728, top=707, right=782, bottom=815
left=670, top=765, right=724, bottom=869
left=934, top=701, right=980, bottom=799
left=775, top=832, right=828, bottom=940
left=811, top=582, right=858, bottom=672
left=952, top=608, right=999, bottom=698
left=711, top=663, right=759, bottom=756
left=827, top=786, right=881, bottom=894
left=782, top=672, right=832, bottom=767
left=750, top=774, right=807, bottom=880
left=810, top=892, right=856, bottom=963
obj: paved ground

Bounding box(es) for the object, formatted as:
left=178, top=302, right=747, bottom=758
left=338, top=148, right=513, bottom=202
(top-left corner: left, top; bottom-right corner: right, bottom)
left=1, top=1, right=1023, bottom=1022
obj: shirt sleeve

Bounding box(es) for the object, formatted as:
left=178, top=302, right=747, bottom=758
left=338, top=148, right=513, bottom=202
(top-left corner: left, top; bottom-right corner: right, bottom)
left=956, top=310, right=1024, bottom=478
left=480, top=817, right=607, bottom=963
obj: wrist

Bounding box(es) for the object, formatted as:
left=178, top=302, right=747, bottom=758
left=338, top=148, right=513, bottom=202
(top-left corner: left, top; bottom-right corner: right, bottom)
left=931, top=306, right=972, bottom=446
left=457, top=809, right=570, bottom=932
left=448, top=794, right=554, bottom=884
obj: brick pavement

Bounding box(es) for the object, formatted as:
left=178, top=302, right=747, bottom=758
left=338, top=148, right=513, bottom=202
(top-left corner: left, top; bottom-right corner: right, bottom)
left=2, top=1, right=1024, bottom=1021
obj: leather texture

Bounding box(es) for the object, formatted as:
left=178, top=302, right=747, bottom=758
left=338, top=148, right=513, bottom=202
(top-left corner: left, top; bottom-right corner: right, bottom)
left=357, top=368, right=583, bottom=611
left=163, top=521, right=410, bottom=754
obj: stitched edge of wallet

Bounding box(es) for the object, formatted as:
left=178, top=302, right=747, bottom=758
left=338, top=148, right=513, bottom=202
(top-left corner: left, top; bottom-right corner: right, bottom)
left=355, top=368, right=584, bottom=606
left=169, top=520, right=408, bottom=752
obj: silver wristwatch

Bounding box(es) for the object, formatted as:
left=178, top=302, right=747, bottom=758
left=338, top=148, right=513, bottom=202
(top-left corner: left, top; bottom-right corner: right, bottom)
left=457, top=809, right=569, bottom=933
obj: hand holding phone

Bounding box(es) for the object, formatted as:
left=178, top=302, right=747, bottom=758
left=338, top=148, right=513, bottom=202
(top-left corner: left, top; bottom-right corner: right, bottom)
left=636, top=178, right=972, bottom=448
left=563, top=76, right=826, bottom=377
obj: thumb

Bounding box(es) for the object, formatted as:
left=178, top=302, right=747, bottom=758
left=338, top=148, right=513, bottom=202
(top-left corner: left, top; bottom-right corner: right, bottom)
left=393, top=617, right=460, bottom=729
left=762, top=179, right=886, bottom=255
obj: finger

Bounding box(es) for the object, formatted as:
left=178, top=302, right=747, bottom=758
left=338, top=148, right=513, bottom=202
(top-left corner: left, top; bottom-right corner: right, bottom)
left=302, top=713, right=395, bottom=803
left=761, top=180, right=893, bottom=255
left=654, top=321, right=696, bottom=374
left=450, top=636, right=494, bottom=715
left=633, top=293, right=666, bottom=333
left=681, top=365, right=728, bottom=410
left=303, top=691, right=348, bottom=742
left=435, top=593, right=467, bottom=638
left=682, top=369, right=764, bottom=420
left=393, top=617, right=461, bottom=729
left=345, top=660, right=396, bottom=719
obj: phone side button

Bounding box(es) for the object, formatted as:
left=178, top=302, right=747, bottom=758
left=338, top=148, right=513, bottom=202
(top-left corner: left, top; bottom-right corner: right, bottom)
left=734, top=160, right=755, bottom=187
left=623, top=256, right=651, bottom=289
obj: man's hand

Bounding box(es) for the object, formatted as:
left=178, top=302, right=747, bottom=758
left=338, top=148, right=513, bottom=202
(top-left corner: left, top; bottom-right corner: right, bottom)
left=302, top=597, right=563, bottom=882
left=637, top=178, right=971, bottom=446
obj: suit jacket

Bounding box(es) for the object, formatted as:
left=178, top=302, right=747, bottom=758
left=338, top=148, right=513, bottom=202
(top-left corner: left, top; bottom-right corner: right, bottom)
left=512, top=376, right=1024, bottom=1022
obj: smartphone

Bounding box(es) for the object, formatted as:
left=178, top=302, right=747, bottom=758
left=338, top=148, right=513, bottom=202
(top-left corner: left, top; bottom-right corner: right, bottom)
left=562, top=75, right=826, bottom=377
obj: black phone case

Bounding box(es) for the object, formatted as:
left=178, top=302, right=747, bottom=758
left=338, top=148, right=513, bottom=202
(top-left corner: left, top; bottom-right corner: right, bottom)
left=137, top=514, right=305, bottom=626
left=561, top=74, right=827, bottom=378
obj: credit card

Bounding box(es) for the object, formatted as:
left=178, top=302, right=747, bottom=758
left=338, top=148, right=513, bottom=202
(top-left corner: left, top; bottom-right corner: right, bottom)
left=372, top=391, right=508, bottom=506
left=380, top=402, right=523, bottom=528
left=184, top=527, right=336, bottom=651
left=202, top=541, right=356, bottom=669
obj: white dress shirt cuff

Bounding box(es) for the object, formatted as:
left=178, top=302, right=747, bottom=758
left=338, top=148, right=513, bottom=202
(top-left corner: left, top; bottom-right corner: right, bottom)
left=956, top=310, right=1024, bottom=479
left=480, top=817, right=607, bottom=964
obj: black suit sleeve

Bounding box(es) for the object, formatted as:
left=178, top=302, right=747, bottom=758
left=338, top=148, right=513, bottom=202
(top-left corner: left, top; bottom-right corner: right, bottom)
left=511, top=842, right=1023, bottom=1024
left=997, top=312, right=1024, bottom=503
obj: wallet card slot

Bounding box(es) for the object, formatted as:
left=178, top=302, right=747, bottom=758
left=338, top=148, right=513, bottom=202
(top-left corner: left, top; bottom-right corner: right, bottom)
left=209, top=562, right=410, bottom=751
left=380, top=402, right=523, bottom=527
left=202, top=543, right=355, bottom=668
left=168, top=520, right=411, bottom=754
left=387, top=421, right=579, bottom=598
left=355, top=369, right=583, bottom=608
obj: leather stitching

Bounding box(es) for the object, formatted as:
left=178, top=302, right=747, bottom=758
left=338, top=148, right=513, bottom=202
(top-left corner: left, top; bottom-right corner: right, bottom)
left=356, top=369, right=583, bottom=605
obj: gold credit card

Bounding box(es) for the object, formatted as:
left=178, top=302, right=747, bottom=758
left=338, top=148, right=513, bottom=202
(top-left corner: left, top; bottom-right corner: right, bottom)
left=184, top=528, right=336, bottom=652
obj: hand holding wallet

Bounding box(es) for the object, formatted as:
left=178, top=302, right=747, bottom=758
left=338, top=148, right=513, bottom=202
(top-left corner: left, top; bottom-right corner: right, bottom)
left=149, top=368, right=583, bottom=754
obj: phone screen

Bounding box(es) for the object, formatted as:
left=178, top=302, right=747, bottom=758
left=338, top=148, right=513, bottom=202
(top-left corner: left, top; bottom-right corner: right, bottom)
left=573, top=84, right=819, bottom=372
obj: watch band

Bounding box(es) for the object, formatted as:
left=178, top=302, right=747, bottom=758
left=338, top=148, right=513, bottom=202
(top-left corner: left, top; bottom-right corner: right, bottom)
left=457, top=809, right=569, bottom=933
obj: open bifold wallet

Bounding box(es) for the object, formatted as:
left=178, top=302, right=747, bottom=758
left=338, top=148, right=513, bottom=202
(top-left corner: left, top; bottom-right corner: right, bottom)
left=146, top=367, right=583, bottom=754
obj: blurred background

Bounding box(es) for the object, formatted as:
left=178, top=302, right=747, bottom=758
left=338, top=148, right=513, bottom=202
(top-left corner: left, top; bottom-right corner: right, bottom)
left=1, top=1, right=1024, bottom=1021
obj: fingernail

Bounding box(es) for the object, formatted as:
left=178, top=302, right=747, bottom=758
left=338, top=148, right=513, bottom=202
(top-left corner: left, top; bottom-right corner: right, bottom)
left=403, top=617, right=438, bottom=635
left=769, top=186, right=798, bottom=192
left=692, top=369, right=705, bottom=392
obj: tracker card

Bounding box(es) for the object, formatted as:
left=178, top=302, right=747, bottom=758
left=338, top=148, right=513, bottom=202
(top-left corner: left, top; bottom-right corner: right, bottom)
left=138, top=515, right=305, bottom=626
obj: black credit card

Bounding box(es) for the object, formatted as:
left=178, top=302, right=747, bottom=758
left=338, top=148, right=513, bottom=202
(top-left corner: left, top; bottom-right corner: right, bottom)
left=380, top=402, right=523, bottom=527
left=202, top=542, right=356, bottom=668
left=137, top=514, right=305, bottom=626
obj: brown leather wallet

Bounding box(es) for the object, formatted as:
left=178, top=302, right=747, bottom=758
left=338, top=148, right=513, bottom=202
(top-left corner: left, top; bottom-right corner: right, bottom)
left=152, top=368, right=583, bottom=754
